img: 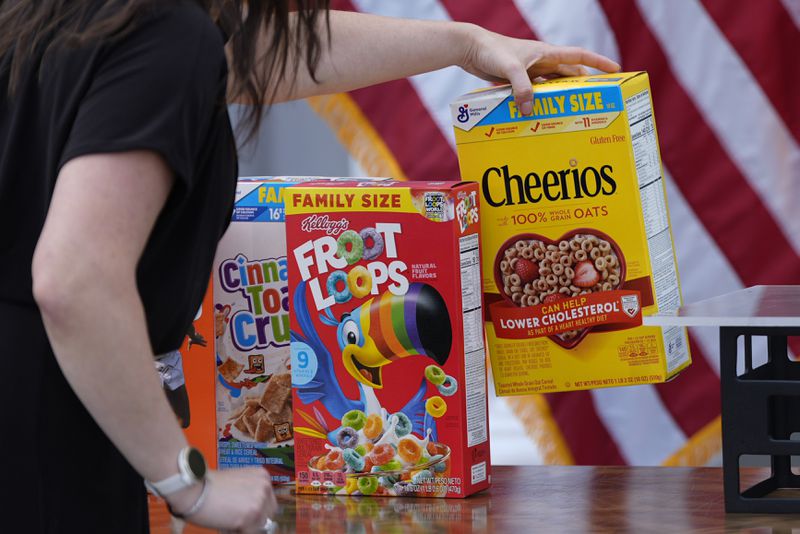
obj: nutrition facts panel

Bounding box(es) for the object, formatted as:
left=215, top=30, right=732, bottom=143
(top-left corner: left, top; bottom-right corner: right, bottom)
left=459, top=233, right=487, bottom=447
left=626, top=90, right=690, bottom=372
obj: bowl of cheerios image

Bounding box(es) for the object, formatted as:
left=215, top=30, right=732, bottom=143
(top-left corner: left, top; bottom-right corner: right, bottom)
left=493, top=228, right=626, bottom=348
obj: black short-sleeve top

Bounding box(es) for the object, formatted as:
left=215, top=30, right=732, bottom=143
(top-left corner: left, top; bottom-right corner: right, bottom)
left=0, top=1, right=237, bottom=353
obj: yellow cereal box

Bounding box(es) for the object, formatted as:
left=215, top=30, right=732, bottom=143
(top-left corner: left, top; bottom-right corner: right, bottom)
left=451, top=72, right=691, bottom=395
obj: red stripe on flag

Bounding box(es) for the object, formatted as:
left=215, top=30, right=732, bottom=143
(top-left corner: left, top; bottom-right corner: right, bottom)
left=701, top=0, right=800, bottom=146
left=654, top=334, right=720, bottom=437
left=348, top=81, right=461, bottom=180
left=441, top=0, right=539, bottom=40
left=599, top=0, right=800, bottom=286
left=544, top=390, right=626, bottom=465
left=332, top=0, right=461, bottom=181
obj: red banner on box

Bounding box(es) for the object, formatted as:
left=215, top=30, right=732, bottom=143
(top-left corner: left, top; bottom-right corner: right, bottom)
left=490, top=290, right=643, bottom=340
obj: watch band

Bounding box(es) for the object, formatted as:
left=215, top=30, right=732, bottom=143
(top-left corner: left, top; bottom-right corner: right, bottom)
left=146, top=472, right=189, bottom=497
left=145, top=446, right=206, bottom=498
left=167, top=479, right=209, bottom=519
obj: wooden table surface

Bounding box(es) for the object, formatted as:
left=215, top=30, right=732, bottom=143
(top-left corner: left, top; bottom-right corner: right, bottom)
left=149, top=465, right=800, bottom=533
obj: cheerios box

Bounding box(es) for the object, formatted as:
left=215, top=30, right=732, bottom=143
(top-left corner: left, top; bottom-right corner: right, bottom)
left=213, top=176, right=388, bottom=483
left=286, top=180, right=490, bottom=498
left=451, top=72, right=691, bottom=395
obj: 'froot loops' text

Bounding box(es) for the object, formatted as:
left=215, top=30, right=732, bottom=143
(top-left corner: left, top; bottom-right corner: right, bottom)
left=294, top=221, right=409, bottom=310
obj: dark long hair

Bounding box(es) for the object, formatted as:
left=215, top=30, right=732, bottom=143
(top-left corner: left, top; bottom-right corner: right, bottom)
left=0, top=0, right=330, bottom=136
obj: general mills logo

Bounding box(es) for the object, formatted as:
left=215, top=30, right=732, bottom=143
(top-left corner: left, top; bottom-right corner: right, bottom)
left=457, top=104, right=470, bottom=123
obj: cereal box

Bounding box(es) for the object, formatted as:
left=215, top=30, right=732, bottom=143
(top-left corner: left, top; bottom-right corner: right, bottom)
left=286, top=180, right=490, bottom=498
left=451, top=72, right=691, bottom=395
left=213, top=177, right=388, bottom=483
left=213, top=177, right=296, bottom=482
left=157, top=280, right=217, bottom=469
left=179, top=283, right=218, bottom=468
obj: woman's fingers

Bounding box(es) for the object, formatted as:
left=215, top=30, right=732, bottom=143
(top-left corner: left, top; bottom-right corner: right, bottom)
left=505, top=60, right=536, bottom=115
left=551, top=45, right=620, bottom=73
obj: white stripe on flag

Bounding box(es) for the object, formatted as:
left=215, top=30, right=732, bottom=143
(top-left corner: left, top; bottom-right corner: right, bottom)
left=591, top=385, right=687, bottom=465
left=512, top=0, right=620, bottom=62
left=663, top=171, right=742, bottom=376
left=635, top=0, right=800, bottom=256
left=350, top=0, right=485, bottom=145
left=780, top=0, right=800, bottom=30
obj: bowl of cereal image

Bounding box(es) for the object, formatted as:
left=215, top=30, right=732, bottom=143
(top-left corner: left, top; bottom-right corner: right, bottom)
left=493, top=228, right=626, bottom=349
left=308, top=442, right=452, bottom=497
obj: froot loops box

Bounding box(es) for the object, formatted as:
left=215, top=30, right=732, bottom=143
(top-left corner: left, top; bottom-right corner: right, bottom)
left=286, top=180, right=490, bottom=498
left=451, top=72, right=691, bottom=395
left=213, top=177, right=387, bottom=483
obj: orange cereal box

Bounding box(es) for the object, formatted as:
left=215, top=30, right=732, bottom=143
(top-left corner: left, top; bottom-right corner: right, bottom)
left=286, top=181, right=490, bottom=498
left=451, top=72, right=691, bottom=395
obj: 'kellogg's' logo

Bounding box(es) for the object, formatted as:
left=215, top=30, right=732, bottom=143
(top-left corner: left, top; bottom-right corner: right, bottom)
left=300, top=214, right=350, bottom=236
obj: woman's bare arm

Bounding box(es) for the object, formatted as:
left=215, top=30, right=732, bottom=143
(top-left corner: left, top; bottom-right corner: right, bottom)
left=233, top=10, right=619, bottom=114
left=32, top=151, right=276, bottom=530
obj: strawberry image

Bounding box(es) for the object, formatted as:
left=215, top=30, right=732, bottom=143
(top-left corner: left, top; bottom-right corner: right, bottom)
left=542, top=293, right=565, bottom=304
left=514, top=258, right=539, bottom=283
left=573, top=260, right=600, bottom=288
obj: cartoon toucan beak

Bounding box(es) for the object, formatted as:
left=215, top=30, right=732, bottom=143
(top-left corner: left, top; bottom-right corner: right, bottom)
left=342, top=342, right=391, bottom=389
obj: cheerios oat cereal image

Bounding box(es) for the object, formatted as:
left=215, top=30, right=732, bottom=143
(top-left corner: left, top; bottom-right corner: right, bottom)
left=495, top=229, right=625, bottom=348
left=286, top=180, right=490, bottom=498
left=452, top=72, right=691, bottom=395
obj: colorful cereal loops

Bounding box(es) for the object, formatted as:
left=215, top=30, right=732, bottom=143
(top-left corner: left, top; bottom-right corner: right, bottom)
left=323, top=448, right=345, bottom=471
left=357, top=476, right=379, bottom=495
left=345, top=478, right=359, bottom=495
left=437, top=375, right=458, bottom=397
left=425, top=396, right=447, bottom=418
left=397, top=438, right=423, bottom=464
left=369, top=443, right=395, bottom=466
left=342, top=409, right=367, bottom=431
left=336, top=230, right=364, bottom=265
left=392, top=412, right=412, bottom=437
left=429, top=454, right=447, bottom=473
left=359, top=227, right=385, bottom=260
left=347, top=265, right=373, bottom=299
left=424, top=364, right=446, bottom=386
left=336, top=427, right=359, bottom=449
left=378, top=459, right=402, bottom=472
left=363, top=414, right=383, bottom=440
left=326, top=270, right=351, bottom=304
left=343, top=448, right=366, bottom=471
left=379, top=475, right=399, bottom=489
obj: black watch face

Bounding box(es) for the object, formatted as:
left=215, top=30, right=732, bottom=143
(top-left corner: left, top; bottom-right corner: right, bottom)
left=187, top=448, right=207, bottom=479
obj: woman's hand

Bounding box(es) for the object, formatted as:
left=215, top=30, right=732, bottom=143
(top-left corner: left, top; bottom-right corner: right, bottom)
left=458, top=25, right=621, bottom=115
left=167, top=468, right=278, bottom=532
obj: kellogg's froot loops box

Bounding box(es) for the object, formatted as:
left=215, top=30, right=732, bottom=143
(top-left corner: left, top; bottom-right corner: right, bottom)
left=286, top=181, right=490, bottom=498
left=451, top=72, right=691, bottom=395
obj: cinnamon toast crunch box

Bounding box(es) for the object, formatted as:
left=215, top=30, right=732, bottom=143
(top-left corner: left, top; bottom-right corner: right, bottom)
left=213, top=177, right=300, bottom=483
left=451, top=72, right=691, bottom=395
left=213, top=177, right=388, bottom=483
left=286, top=181, right=490, bottom=498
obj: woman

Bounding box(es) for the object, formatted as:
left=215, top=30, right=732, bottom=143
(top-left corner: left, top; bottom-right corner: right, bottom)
left=0, top=1, right=619, bottom=532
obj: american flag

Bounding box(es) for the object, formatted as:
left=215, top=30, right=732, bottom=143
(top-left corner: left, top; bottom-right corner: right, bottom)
left=309, top=0, right=800, bottom=465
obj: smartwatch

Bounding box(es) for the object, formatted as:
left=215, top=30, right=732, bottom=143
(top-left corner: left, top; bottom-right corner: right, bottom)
left=145, top=446, right=207, bottom=498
